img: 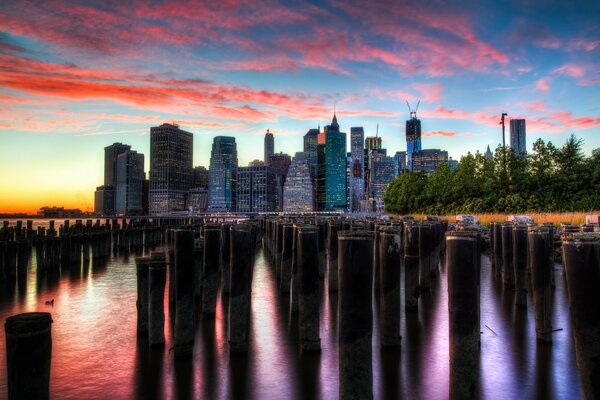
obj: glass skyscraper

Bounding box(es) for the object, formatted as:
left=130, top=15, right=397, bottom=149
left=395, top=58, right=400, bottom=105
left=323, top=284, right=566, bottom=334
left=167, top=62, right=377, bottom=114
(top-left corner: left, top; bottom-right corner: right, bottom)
left=236, top=166, right=277, bottom=213
left=149, top=123, right=193, bottom=215
left=115, top=150, right=144, bottom=215
left=264, top=129, right=274, bottom=166
left=303, top=128, right=319, bottom=175
left=394, top=151, right=407, bottom=176
left=406, top=116, right=422, bottom=171
left=350, top=127, right=364, bottom=211
left=317, top=114, right=347, bottom=211
left=208, top=136, right=238, bottom=212
left=510, top=119, right=527, bottom=156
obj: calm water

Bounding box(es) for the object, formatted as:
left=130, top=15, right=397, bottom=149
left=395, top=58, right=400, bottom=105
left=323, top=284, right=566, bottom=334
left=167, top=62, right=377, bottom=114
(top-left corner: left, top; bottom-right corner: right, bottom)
left=0, top=229, right=581, bottom=399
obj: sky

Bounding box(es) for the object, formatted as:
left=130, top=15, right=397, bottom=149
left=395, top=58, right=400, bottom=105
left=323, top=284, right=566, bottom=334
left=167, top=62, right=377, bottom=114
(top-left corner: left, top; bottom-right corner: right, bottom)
left=0, top=0, right=599, bottom=213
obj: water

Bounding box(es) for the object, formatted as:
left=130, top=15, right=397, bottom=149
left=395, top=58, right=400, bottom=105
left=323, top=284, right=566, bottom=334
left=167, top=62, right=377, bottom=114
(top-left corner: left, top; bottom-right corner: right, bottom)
left=0, top=240, right=581, bottom=399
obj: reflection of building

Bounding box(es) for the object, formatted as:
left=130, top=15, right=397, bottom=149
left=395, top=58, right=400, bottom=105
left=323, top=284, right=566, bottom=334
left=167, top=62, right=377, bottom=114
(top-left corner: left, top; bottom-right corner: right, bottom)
left=317, top=114, right=347, bottom=211
left=284, top=152, right=314, bottom=212
left=149, top=123, right=193, bottom=214
left=115, top=150, right=144, bottom=215
left=264, top=129, right=274, bottom=165
left=186, top=188, right=208, bottom=212
left=406, top=115, right=422, bottom=170
left=236, top=166, right=277, bottom=213
left=394, top=151, right=407, bottom=176
left=208, top=136, right=238, bottom=212
left=350, top=127, right=364, bottom=211
left=510, top=119, right=526, bottom=155
left=412, top=149, right=448, bottom=173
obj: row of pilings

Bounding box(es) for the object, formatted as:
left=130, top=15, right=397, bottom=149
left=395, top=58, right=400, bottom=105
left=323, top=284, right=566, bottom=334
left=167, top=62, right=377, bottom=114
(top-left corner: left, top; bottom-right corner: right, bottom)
left=4, top=215, right=600, bottom=399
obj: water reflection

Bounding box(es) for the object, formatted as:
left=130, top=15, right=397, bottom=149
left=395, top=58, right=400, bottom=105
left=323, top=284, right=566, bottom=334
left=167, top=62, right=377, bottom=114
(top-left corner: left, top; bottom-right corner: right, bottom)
left=0, top=244, right=582, bottom=399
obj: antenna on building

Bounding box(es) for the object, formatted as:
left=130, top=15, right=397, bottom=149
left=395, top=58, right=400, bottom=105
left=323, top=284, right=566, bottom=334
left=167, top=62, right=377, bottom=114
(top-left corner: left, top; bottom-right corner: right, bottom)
left=405, top=100, right=420, bottom=119
left=376, top=123, right=379, bottom=138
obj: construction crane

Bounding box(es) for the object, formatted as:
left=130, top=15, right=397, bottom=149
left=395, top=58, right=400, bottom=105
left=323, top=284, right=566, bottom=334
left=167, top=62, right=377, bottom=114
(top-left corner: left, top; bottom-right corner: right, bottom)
left=406, top=100, right=420, bottom=119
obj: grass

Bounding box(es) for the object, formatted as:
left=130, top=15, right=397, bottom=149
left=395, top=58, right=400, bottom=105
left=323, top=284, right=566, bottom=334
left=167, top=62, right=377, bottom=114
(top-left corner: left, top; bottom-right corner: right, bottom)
left=388, top=212, right=590, bottom=226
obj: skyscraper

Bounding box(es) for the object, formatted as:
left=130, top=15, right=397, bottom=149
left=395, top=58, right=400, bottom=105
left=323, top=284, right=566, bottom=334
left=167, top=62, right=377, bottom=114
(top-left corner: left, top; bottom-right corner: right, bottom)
left=510, top=119, right=526, bottom=155
left=368, top=153, right=395, bottom=211
left=236, top=166, right=277, bottom=213
left=393, top=151, right=407, bottom=176
left=264, top=129, right=274, bottom=166
left=303, top=128, right=319, bottom=174
left=485, top=145, right=493, bottom=160
left=406, top=114, right=422, bottom=171
left=104, top=143, right=131, bottom=187
left=208, top=136, right=238, bottom=212
left=270, top=152, right=291, bottom=210
left=284, top=153, right=315, bottom=212
left=94, top=186, right=114, bottom=215
left=317, top=114, right=347, bottom=211
left=115, top=150, right=144, bottom=215
left=149, top=123, right=193, bottom=214
left=192, top=166, right=209, bottom=188
left=365, top=136, right=382, bottom=152
left=350, top=127, right=365, bottom=211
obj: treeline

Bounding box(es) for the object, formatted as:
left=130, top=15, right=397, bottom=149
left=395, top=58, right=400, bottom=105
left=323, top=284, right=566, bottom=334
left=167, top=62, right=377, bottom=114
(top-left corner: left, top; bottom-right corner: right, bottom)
left=384, top=134, right=600, bottom=214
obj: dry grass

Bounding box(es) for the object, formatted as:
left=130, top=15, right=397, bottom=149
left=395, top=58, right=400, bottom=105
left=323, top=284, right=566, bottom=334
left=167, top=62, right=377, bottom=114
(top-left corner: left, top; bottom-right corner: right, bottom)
left=388, top=212, right=589, bottom=226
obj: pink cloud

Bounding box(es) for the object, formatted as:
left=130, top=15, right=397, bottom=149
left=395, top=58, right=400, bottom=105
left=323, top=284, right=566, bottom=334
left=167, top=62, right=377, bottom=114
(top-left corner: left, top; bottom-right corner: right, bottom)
left=423, top=131, right=480, bottom=137
left=553, top=64, right=585, bottom=78
left=411, top=83, right=443, bottom=103
left=567, top=38, right=600, bottom=52
left=535, top=78, right=551, bottom=92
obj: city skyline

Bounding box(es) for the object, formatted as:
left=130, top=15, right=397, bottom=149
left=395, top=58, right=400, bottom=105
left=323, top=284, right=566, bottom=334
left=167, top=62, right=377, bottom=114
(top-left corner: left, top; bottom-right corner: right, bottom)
left=0, top=0, right=599, bottom=213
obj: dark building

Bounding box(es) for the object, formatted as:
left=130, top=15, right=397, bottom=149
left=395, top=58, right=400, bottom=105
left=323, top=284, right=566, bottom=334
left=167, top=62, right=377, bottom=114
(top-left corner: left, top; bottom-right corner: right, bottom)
left=406, top=115, right=422, bottom=171
left=94, top=185, right=114, bottom=215
left=270, top=152, right=291, bottom=210
left=104, top=143, right=131, bottom=187
left=264, top=129, right=274, bottom=166
left=115, top=150, right=144, bottom=215
left=192, top=166, right=209, bottom=189
left=317, top=114, right=347, bottom=211
left=510, top=119, right=527, bottom=155
left=149, top=123, right=193, bottom=215
left=350, top=127, right=365, bottom=211
left=142, top=178, right=149, bottom=215
left=236, top=166, right=277, bottom=213
left=208, top=136, right=238, bottom=212
left=412, top=149, right=448, bottom=173
left=485, top=145, right=493, bottom=160
left=283, top=152, right=314, bottom=212
left=394, top=151, right=407, bottom=176
left=186, top=187, right=208, bottom=212
left=303, top=128, right=319, bottom=175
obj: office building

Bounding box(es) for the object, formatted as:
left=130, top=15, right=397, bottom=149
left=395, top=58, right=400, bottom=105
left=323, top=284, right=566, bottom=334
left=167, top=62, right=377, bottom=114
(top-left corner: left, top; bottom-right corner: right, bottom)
left=394, top=151, right=407, bottom=176
left=317, top=114, right=347, bottom=211
left=368, top=154, right=395, bottom=210
left=365, top=136, right=382, bottom=152
left=350, top=127, right=365, bottom=211
left=303, top=128, right=319, bottom=174
left=236, top=166, right=277, bottom=213
left=406, top=114, right=422, bottom=170
left=208, top=136, right=238, bottom=212
left=94, top=185, right=114, bottom=215
left=115, top=150, right=144, bottom=215
left=448, top=157, right=459, bottom=172
left=412, top=149, right=448, bottom=173
left=149, top=123, right=193, bottom=214
left=249, top=160, right=265, bottom=167
left=510, top=119, right=526, bottom=155
left=264, top=129, right=274, bottom=165
left=186, top=187, right=208, bottom=212
left=192, top=166, right=209, bottom=189
left=104, top=143, right=131, bottom=187
left=283, top=152, right=315, bottom=212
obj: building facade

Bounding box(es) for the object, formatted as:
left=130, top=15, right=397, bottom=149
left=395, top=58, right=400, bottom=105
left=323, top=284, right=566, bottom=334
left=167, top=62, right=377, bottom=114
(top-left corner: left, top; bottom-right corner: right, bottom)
left=317, top=114, right=347, bottom=211
left=115, top=150, right=144, bottom=215
left=264, top=129, right=274, bottom=166
left=208, top=136, right=238, bottom=212
left=270, top=152, right=291, bottom=210
left=303, top=128, right=319, bottom=175
left=186, top=187, right=208, bottom=212
left=104, top=143, right=131, bottom=187
left=412, top=149, right=449, bottom=173
left=149, top=123, right=193, bottom=215
left=350, top=127, right=365, bottom=211
left=510, top=119, right=526, bottom=155
left=236, top=166, right=277, bottom=213
left=394, top=151, right=407, bottom=176
left=406, top=116, right=422, bottom=170
left=283, top=152, right=314, bottom=212
left=368, top=154, right=395, bottom=210
left=94, top=185, right=114, bottom=215
left=192, top=166, right=209, bottom=189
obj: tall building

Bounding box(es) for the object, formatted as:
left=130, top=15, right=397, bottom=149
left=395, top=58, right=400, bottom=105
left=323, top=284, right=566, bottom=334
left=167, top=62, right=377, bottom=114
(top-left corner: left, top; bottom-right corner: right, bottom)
left=412, top=149, right=448, bottom=173
left=303, top=128, right=319, bottom=174
left=365, top=136, right=382, bottom=152
left=104, top=143, right=131, bottom=187
left=236, top=166, right=277, bottom=213
left=485, top=145, right=493, bottom=160
left=393, top=151, right=407, bottom=176
left=510, top=119, right=526, bottom=155
left=264, top=129, right=274, bottom=166
left=115, top=150, right=144, bottom=215
left=94, top=186, right=114, bottom=215
left=284, top=152, right=315, bottom=212
left=406, top=114, right=422, bottom=171
left=368, top=154, right=395, bottom=211
left=317, top=114, right=347, bottom=211
left=149, top=123, right=193, bottom=214
left=208, top=136, right=238, bottom=212
left=192, top=166, right=209, bottom=188
left=448, top=157, right=459, bottom=171
left=270, top=152, right=291, bottom=210
left=350, top=127, right=365, bottom=211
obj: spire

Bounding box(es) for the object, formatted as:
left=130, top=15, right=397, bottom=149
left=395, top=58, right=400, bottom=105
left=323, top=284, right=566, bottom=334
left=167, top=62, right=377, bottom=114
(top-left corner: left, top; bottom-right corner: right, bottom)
left=331, top=103, right=339, bottom=129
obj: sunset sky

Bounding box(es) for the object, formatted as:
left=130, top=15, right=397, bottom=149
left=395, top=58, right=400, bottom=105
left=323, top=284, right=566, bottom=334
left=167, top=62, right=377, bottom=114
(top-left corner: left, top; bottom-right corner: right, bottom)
left=1, top=0, right=599, bottom=213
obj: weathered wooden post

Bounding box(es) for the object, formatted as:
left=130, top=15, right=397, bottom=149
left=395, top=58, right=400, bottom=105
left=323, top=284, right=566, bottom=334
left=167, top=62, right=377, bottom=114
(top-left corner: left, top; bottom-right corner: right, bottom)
left=513, top=224, right=529, bottom=308
left=135, top=257, right=151, bottom=334
left=418, top=222, right=433, bottom=290
left=229, top=224, right=253, bottom=353
left=379, top=226, right=402, bottom=347
left=5, top=312, right=52, bottom=400
left=327, top=220, right=341, bottom=292
left=404, top=222, right=420, bottom=311
left=173, top=230, right=195, bottom=356
left=447, top=231, right=480, bottom=400
left=290, top=223, right=300, bottom=314
left=317, top=220, right=327, bottom=279
left=493, top=222, right=503, bottom=280
left=279, top=224, right=293, bottom=293
left=202, top=224, right=221, bottom=315
left=297, top=225, right=320, bottom=352
left=502, top=223, right=515, bottom=287
left=562, top=233, right=600, bottom=399
left=220, top=223, right=232, bottom=296
left=529, top=226, right=553, bottom=343
left=148, top=259, right=167, bottom=346
left=338, top=230, right=374, bottom=400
